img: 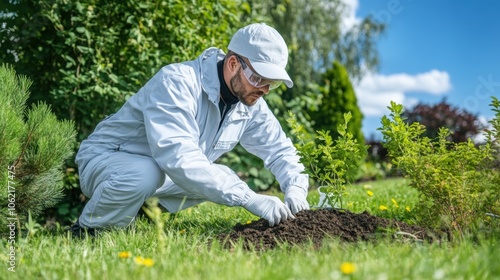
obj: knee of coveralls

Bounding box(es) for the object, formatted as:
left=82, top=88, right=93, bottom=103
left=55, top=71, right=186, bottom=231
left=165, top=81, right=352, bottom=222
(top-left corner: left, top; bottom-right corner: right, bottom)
left=78, top=151, right=165, bottom=228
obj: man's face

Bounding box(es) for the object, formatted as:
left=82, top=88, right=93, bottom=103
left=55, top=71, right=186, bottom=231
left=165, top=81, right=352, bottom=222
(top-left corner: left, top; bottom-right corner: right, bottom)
left=229, top=60, right=270, bottom=106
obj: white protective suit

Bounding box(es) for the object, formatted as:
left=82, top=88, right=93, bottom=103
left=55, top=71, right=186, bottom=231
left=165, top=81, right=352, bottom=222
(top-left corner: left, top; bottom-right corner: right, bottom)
left=76, top=47, right=308, bottom=228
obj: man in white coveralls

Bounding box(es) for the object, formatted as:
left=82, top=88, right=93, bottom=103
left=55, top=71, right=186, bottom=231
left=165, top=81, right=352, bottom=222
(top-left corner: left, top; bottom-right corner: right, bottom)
left=71, top=23, right=309, bottom=237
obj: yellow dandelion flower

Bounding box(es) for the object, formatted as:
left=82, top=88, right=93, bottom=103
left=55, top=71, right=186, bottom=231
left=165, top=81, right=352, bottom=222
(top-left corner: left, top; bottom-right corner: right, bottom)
left=340, top=262, right=356, bottom=275
left=405, top=206, right=411, bottom=212
left=246, top=220, right=252, bottom=224
left=118, top=251, right=131, bottom=259
left=142, top=258, right=154, bottom=267
left=379, top=205, right=388, bottom=211
left=391, top=198, right=397, bottom=205
left=366, top=190, right=374, bottom=197
left=135, top=256, right=154, bottom=267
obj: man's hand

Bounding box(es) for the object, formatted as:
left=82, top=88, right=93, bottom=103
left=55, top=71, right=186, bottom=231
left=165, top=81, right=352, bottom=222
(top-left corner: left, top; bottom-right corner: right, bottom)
left=243, top=192, right=294, bottom=226
left=284, top=186, right=309, bottom=214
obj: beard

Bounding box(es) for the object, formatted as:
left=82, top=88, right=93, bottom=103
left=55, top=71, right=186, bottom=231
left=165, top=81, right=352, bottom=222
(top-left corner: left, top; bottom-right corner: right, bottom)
left=230, top=69, right=264, bottom=106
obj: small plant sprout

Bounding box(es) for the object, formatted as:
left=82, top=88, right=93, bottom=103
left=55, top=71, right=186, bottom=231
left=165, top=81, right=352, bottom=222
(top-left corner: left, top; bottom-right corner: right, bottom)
left=142, top=197, right=166, bottom=248
left=287, top=111, right=367, bottom=209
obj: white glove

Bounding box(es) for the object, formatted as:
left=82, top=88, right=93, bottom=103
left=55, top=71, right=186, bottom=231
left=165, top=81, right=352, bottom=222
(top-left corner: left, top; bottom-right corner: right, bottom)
left=284, top=186, right=309, bottom=214
left=243, top=192, right=294, bottom=226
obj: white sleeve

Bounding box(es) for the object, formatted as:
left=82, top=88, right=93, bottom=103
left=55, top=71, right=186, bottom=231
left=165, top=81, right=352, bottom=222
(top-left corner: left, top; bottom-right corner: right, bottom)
left=240, top=102, right=309, bottom=194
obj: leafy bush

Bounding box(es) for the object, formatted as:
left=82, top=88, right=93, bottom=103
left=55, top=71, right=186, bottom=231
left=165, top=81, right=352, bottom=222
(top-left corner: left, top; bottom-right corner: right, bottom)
left=379, top=98, right=500, bottom=238
left=288, top=111, right=367, bottom=208
left=1, top=0, right=246, bottom=140
left=0, top=64, right=76, bottom=236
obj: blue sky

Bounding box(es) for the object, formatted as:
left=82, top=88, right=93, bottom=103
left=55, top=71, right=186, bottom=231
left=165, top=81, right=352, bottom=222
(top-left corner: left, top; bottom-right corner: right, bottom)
left=345, top=0, right=500, bottom=139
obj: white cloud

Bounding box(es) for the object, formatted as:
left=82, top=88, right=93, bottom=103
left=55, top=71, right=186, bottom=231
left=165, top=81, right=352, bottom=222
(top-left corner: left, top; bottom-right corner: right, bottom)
left=360, top=70, right=451, bottom=94
left=471, top=116, right=494, bottom=144
left=354, top=70, right=452, bottom=117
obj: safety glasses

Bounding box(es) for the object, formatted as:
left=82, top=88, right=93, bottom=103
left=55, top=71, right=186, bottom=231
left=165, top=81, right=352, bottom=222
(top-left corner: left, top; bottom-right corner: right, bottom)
left=234, top=55, right=283, bottom=90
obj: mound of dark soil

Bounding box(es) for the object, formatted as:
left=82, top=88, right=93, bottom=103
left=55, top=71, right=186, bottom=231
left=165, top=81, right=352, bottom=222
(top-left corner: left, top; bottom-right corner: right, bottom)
left=218, top=208, right=437, bottom=250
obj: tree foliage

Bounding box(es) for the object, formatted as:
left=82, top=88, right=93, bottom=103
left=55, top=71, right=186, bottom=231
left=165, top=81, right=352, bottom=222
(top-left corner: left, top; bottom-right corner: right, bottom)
left=310, top=60, right=364, bottom=145
left=0, top=0, right=246, bottom=140
left=0, top=64, right=76, bottom=236
left=402, top=99, right=485, bottom=143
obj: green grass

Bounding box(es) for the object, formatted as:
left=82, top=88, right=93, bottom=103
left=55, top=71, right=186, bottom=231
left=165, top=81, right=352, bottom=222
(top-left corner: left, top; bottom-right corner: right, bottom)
left=1, top=178, right=499, bottom=280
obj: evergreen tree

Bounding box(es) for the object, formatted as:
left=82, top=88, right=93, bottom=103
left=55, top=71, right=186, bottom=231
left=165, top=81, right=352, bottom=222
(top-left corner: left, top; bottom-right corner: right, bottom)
left=310, top=61, right=364, bottom=145
left=0, top=64, right=76, bottom=236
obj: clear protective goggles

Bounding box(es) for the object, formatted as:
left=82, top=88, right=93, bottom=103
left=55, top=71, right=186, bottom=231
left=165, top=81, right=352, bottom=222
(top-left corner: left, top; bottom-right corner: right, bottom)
left=235, top=55, right=283, bottom=90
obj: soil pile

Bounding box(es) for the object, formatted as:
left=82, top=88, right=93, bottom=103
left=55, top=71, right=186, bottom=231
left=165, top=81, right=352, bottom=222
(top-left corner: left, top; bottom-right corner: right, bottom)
left=218, top=208, right=436, bottom=250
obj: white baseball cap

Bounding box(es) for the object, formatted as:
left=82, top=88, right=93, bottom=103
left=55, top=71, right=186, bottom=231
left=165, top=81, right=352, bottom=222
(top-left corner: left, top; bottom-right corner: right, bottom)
left=228, top=23, right=293, bottom=88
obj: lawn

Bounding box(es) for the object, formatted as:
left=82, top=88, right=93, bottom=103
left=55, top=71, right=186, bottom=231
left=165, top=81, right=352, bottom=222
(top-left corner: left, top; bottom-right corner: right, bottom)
left=1, top=178, right=499, bottom=280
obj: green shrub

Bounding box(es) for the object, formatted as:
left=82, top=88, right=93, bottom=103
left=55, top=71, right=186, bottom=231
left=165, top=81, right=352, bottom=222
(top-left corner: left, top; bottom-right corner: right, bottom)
left=1, top=0, right=248, bottom=140
left=379, top=98, right=500, bottom=238
left=310, top=61, right=364, bottom=146
left=287, top=111, right=367, bottom=208
left=0, top=64, right=76, bottom=237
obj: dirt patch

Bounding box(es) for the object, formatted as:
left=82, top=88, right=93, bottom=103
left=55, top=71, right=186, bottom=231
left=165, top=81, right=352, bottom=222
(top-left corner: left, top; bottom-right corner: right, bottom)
left=218, top=208, right=437, bottom=250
